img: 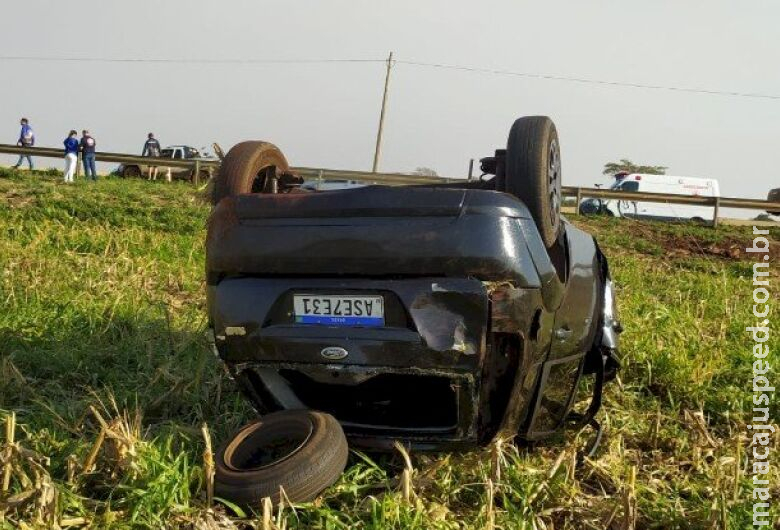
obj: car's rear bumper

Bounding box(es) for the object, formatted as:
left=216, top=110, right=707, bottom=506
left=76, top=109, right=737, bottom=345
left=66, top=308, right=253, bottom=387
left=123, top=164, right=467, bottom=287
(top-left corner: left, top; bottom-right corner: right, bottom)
left=210, top=276, right=490, bottom=449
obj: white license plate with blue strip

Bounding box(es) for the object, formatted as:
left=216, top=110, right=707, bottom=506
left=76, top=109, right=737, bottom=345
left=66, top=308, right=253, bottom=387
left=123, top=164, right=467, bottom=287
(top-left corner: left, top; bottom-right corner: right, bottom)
left=293, top=294, right=384, bottom=326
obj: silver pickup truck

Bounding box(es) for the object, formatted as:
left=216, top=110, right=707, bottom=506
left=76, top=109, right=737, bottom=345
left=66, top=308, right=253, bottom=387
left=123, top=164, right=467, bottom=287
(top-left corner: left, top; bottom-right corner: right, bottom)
left=117, top=145, right=214, bottom=181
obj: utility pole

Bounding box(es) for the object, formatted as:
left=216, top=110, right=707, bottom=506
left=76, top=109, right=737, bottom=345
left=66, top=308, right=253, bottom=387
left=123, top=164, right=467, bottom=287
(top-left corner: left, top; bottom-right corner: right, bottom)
left=372, top=51, right=393, bottom=173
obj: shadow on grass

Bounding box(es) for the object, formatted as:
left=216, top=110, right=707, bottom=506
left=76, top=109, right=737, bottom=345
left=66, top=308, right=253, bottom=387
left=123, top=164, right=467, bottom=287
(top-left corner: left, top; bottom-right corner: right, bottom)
left=0, top=307, right=253, bottom=443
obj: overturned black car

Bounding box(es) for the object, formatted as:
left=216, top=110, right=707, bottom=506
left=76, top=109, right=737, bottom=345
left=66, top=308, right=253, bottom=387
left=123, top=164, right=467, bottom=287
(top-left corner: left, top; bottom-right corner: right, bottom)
left=206, top=117, right=621, bottom=505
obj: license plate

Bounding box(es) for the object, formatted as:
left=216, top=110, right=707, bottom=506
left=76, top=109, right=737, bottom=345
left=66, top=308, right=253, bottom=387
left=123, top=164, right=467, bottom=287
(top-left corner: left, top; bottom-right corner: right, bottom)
left=293, top=294, right=384, bottom=326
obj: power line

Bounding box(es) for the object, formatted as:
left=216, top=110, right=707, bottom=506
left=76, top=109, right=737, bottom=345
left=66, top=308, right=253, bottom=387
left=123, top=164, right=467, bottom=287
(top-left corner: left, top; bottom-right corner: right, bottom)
left=0, top=54, right=777, bottom=100
left=0, top=55, right=384, bottom=65
left=395, top=60, right=780, bottom=101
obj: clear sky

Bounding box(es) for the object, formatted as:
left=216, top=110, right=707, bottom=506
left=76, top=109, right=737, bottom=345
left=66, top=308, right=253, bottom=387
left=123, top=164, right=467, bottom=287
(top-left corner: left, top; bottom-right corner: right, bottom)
left=1, top=0, right=778, bottom=200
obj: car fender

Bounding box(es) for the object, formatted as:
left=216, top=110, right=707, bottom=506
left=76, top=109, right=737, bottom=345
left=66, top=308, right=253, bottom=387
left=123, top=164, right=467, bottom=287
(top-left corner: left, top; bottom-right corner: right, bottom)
left=547, top=223, right=602, bottom=362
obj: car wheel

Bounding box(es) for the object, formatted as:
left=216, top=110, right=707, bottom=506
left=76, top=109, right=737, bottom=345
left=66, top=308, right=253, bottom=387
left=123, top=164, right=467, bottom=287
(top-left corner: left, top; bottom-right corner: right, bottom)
left=122, top=165, right=141, bottom=178
left=579, top=199, right=600, bottom=216
left=504, top=116, right=562, bottom=248
left=212, top=141, right=290, bottom=205
left=214, top=410, right=348, bottom=506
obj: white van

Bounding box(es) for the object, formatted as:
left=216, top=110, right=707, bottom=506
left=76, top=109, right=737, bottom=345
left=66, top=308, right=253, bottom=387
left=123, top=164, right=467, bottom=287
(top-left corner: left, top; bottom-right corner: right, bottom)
left=580, top=173, right=720, bottom=222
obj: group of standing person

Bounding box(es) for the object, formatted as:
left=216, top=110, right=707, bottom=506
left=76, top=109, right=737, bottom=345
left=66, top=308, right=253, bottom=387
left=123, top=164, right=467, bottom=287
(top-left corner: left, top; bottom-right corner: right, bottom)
left=11, top=117, right=161, bottom=183
left=62, top=129, right=97, bottom=182
left=13, top=118, right=97, bottom=182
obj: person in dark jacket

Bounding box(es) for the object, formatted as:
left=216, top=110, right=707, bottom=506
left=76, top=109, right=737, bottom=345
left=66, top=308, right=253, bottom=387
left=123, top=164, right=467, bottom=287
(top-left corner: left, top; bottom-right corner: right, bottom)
left=63, top=130, right=79, bottom=183
left=142, top=132, right=162, bottom=180
left=80, top=130, right=97, bottom=181
left=13, top=118, right=35, bottom=170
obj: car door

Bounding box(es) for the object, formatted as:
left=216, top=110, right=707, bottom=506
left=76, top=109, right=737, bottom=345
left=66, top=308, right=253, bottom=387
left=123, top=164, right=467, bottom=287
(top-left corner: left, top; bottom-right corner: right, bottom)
left=523, top=224, right=601, bottom=438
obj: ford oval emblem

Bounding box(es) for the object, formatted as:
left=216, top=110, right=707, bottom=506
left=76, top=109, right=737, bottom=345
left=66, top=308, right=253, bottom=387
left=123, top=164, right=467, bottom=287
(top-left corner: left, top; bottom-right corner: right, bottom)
left=320, top=346, right=348, bottom=361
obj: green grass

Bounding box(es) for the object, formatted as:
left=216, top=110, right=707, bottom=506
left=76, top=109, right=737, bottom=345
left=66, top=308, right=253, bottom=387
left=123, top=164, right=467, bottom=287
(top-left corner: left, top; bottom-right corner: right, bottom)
left=0, top=168, right=777, bottom=529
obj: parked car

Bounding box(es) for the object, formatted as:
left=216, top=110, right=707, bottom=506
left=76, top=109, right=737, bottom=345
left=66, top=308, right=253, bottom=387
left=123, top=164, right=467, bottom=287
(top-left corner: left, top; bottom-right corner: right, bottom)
left=580, top=172, right=720, bottom=223
left=768, top=187, right=780, bottom=215
left=205, top=117, right=621, bottom=506
left=116, top=145, right=214, bottom=181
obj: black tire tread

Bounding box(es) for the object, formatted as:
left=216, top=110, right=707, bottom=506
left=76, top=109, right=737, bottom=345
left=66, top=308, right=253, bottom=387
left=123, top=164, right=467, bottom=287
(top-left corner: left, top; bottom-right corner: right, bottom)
left=505, top=116, right=561, bottom=247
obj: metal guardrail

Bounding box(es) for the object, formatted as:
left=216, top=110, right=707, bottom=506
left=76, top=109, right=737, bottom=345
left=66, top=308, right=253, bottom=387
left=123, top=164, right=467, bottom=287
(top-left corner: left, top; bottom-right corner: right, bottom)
left=2, top=143, right=779, bottom=225
left=0, top=144, right=220, bottom=169
left=562, top=186, right=778, bottom=211
left=562, top=186, right=780, bottom=226
left=0, top=144, right=219, bottom=184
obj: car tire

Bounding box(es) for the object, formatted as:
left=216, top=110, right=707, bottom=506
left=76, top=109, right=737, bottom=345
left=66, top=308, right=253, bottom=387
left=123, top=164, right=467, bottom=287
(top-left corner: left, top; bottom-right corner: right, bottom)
left=579, top=199, right=600, bottom=216
left=504, top=116, right=562, bottom=248
left=122, top=165, right=141, bottom=178
left=214, top=410, right=348, bottom=507
left=212, top=141, right=290, bottom=205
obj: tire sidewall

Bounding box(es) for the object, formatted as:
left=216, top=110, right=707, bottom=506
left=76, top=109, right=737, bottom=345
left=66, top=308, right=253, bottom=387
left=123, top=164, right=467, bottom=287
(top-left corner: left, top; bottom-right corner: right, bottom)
left=214, top=411, right=348, bottom=505
left=215, top=414, right=316, bottom=483
left=212, top=141, right=290, bottom=206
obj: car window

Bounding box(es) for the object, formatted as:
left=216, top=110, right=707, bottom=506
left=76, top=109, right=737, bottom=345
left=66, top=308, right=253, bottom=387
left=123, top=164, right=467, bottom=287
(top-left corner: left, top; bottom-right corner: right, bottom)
left=173, top=149, right=183, bottom=159
left=620, top=181, right=639, bottom=192
left=160, top=149, right=174, bottom=158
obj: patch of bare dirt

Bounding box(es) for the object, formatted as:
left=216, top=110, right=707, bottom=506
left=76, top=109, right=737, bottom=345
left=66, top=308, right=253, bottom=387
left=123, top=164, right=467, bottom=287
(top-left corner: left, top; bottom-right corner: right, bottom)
left=2, top=190, right=35, bottom=209
left=631, top=223, right=779, bottom=261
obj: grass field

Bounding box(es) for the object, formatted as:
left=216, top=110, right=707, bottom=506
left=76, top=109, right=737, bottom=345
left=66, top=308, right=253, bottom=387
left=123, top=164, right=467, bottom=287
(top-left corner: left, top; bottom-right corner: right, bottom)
left=0, top=168, right=777, bottom=529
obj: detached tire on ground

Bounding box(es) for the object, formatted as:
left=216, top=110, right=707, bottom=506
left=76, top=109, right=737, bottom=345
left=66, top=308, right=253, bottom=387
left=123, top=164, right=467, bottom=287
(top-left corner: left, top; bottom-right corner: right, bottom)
left=503, top=116, right=562, bottom=248
left=214, top=410, right=349, bottom=506
left=212, top=141, right=290, bottom=205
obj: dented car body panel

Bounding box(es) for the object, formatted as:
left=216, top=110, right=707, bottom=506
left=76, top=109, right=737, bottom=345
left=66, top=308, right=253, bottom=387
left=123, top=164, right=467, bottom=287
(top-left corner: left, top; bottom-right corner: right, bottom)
left=207, top=185, right=619, bottom=450
left=212, top=277, right=488, bottom=367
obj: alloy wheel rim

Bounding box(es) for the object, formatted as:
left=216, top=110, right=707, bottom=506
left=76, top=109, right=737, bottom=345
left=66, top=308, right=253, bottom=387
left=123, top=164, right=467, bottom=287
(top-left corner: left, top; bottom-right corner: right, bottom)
left=548, top=138, right=561, bottom=226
